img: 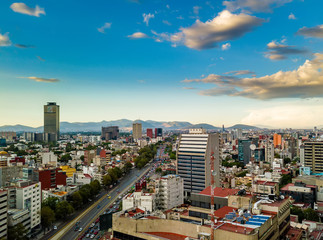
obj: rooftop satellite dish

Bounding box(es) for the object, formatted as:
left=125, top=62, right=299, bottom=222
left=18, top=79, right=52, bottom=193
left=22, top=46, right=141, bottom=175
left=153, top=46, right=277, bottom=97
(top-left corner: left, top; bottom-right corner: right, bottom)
left=250, top=144, right=256, bottom=151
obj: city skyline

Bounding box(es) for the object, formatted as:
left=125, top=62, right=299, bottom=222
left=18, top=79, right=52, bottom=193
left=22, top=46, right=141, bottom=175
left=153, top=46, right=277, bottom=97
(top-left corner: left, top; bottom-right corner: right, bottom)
left=1, top=0, right=323, bottom=128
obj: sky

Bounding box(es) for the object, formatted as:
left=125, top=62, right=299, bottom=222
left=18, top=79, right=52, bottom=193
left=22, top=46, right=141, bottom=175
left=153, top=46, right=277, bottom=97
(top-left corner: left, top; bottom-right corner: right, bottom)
left=0, top=0, right=323, bottom=128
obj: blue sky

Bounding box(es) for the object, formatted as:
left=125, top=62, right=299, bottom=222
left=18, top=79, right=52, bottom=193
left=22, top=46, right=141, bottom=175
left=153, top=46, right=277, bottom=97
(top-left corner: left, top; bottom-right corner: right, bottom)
left=0, top=0, right=323, bottom=128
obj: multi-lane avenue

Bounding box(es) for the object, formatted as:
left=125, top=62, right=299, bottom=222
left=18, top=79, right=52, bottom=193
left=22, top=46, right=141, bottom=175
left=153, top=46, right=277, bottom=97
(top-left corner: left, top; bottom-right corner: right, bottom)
left=44, top=146, right=164, bottom=240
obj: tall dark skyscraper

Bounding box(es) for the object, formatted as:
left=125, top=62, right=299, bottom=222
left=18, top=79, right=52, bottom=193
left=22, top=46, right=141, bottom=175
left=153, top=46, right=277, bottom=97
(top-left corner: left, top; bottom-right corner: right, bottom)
left=101, top=126, right=119, bottom=140
left=44, top=102, right=60, bottom=142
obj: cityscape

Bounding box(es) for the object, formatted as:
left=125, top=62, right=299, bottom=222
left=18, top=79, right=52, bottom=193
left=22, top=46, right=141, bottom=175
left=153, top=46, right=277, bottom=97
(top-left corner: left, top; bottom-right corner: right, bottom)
left=1, top=0, right=323, bottom=240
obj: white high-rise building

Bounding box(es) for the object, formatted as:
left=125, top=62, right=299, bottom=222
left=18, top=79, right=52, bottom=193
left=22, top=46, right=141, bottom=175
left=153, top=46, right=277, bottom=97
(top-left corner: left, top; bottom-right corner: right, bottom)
left=176, top=129, right=221, bottom=195
left=9, top=181, right=41, bottom=229
left=155, top=175, right=184, bottom=210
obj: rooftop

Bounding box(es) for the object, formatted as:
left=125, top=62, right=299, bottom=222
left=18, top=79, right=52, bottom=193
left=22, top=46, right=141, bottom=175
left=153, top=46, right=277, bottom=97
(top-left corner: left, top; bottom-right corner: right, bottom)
left=143, top=232, right=197, bottom=240
left=199, top=186, right=239, bottom=198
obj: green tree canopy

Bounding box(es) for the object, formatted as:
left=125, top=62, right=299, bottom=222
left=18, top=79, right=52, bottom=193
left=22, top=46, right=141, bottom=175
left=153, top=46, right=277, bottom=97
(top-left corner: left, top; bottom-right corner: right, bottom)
left=8, top=223, right=28, bottom=240
left=42, top=197, right=59, bottom=211
left=71, top=191, right=83, bottom=209
left=41, top=206, right=55, bottom=230
left=55, top=201, right=74, bottom=219
left=103, top=174, right=112, bottom=186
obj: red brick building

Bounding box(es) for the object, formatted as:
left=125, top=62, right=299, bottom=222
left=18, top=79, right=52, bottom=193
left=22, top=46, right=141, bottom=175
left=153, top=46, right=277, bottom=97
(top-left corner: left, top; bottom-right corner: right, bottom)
left=34, top=168, right=67, bottom=190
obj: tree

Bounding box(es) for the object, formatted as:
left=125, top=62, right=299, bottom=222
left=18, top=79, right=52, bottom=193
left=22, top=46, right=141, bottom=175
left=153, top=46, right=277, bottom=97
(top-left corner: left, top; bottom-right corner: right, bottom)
left=60, top=154, right=72, bottom=162
left=113, top=167, right=122, bottom=178
left=66, top=142, right=73, bottom=152
left=41, top=206, right=55, bottom=231
left=123, top=162, right=133, bottom=173
left=279, top=174, right=292, bottom=188
left=304, top=208, right=320, bottom=222
left=236, top=170, right=248, bottom=177
left=103, top=174, right=112, bottom=187
left=8, top=223, right=28, bottom=240
left=283, top=157, right=291, bottom=165
left=108, top=169, right=118, bottom=183
left=90, top=180, right=101, bottom=195
left=79, top=184, right=92, bottom=203
left=80, top=155, right=84, bottom=161
left=71, top=191, right=83, bottom=209
left=42, top=197, right=59, bottom=211
left=155, top=167, right=162, bottom=174
left=291, top=206, right=304, bottom=223
left=55, top=201, right=74, bottom=219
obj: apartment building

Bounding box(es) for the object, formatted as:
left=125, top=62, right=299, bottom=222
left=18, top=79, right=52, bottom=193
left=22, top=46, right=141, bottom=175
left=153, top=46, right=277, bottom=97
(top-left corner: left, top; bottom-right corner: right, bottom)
left=155, top=175, right=184, bottom=210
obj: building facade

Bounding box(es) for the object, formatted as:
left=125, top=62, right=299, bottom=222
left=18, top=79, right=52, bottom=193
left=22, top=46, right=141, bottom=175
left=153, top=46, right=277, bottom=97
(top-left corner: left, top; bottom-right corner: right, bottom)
left=304, top=141, right=323, bottom=173
left=44, top=102, right=60, bottom=142
left=101, top=126, right=119, bottom=140
left=155, top=175, right=183, bottom=210
left=176, top=129, right=221, bottom=195
left=132, top=123, right=142, bottom=140
left=0, top=190, right=8, bottom=239
left=238, top=139, right=252, bottom=165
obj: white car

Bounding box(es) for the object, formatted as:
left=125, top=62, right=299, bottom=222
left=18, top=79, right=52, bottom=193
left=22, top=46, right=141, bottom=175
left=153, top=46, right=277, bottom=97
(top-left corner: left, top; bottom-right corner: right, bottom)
left=90, top=234, right=95, bottom=239
left=53, top=226, right=57, bottom=230
left=78, top=227, right=83, bottom=232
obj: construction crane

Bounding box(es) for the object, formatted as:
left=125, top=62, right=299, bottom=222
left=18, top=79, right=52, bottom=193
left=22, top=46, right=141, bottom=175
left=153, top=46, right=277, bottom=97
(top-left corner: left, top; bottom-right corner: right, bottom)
left=210, top=151, right=216, bottom=240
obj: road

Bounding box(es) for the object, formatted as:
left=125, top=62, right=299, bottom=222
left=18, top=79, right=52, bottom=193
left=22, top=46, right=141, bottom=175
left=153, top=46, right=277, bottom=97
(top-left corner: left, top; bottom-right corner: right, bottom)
left=45, top=164, right=152, bottom=240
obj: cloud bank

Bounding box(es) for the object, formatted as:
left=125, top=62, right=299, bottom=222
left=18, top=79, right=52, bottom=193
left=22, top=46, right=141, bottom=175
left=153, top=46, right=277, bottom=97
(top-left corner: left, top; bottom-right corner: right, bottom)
left=265, top=41, right=308, bottom=60
left=183, top=53, right=323, bottom=99
left=0, top=33, right=11, bottom=46
left=297, top=25, right=323, bottom=38
left=223, top=0, right=293, bottom=13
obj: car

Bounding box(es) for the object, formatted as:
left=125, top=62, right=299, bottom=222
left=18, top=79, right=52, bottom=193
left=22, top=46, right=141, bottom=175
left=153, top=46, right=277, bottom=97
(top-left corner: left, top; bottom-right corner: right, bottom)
left=95, top=218, right=99, bottom=223
left=91, top=223, right=95, bottom=228
left=94, top=231, right=98, bottom=235
left=53, top=226, right=57, bottom=230
left=78, top=227, right=83, bottom=232
left=108, top=196, right=111, bottom=199
left=86, top=234, right=90, bottom=238
left=90, top=235, right=95, bottom=239
left=74, top=227, right=79, bottom=231
left=97, top=205, right=101, bottom=209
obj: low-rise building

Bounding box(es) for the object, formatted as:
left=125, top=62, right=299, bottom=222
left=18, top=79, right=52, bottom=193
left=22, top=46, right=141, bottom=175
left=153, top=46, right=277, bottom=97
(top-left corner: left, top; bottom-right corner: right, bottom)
left=252, top=180, right=279, bottom=196
left=123, top=191, right=156, bottom=212
left=281, top=181, right=317, bottom=207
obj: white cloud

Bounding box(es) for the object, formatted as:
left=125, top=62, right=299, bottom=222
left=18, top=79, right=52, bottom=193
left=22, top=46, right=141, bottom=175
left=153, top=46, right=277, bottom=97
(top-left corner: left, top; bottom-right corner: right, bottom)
left=223, top=0, right=293, bottom=13
left=265, top=40, right=308, bottom=60
left=10, top=3, right=45, bottom=17
left=97, top=22, right=112, bottom=33
left=288, top=13, right=296, bottom=20
left=241, top=101, right=323, bottom=128
left=166, top=4, right=170, bottom=9
left=21, top=77, right=60, bottom=83
left=183, top=53, right=323, bottom=99
left=221, top=43, right=231, bottom=50
left=297, top=25, right=323, bottom=38
left=0, top=33, right=11, bottom=47
left=224, top=70, right=255, bottom=75
left=151, top=10, right=263, bottom=50
left=127, top=32, right=149, bottom=39
left=193, top=6, right=201, bottom=15
left=162, top=20, right=172, bottom=26
left=143, top=13, right=155, bottom=26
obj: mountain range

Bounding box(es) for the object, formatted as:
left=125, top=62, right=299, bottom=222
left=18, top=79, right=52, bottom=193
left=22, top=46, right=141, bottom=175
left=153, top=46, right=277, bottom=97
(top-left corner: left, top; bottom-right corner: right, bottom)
left=0, top=120, right=261, bottom=133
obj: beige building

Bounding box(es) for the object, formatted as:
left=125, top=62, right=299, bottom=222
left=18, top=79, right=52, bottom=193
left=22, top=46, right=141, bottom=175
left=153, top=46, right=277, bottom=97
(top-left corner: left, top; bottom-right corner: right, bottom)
left=304, top=141, right=323, bottom=173
left=132, top=123, right=142, bottom=140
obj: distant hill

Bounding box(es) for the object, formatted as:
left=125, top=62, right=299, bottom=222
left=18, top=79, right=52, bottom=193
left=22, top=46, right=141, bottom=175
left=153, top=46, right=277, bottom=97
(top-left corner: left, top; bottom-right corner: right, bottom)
left=0, top=120, right=261, bottom=132
left=227, top=124, right=260, bottom=130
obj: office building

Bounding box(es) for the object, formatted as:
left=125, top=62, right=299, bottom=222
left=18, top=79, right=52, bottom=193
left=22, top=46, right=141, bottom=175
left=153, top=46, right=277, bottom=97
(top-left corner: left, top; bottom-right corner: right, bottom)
left=238, top=139, right=252, bottom=165
left=176, top=129, right=220, bottom=195
left=155, top=175, right=184, bottom=210
left=101, top=126, right=119, bottom=140
left=304, top=141, right=323, bottom=173
left=273, top=133, right=282, bottom=148
left=146, top=128, right=153, bottom=138
left=155, top=128, right=163, bottom=138
left=0, top=132, right=16, bottom=142
left=41, top=152, right=57, bottom=166
left=132, top=123, right=142, bottom=140
left=44, top=102, right=60, bottom=142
